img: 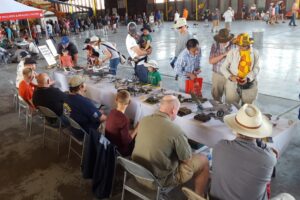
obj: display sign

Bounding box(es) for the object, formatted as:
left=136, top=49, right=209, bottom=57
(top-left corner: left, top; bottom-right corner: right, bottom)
left=46, top=39, right=58, bottom=57
left=38, top=45, right=57, bottom=66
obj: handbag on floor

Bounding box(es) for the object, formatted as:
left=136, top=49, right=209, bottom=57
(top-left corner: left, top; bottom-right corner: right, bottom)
left=185, top=77, right=203, bottom=96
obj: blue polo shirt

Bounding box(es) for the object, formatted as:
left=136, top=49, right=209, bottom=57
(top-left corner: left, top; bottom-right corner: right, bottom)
left=65, top=94, right=101, bottom=135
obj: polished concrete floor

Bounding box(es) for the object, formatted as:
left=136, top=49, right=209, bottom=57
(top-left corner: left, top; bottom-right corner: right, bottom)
left=0, top=20, right=299, bottom=200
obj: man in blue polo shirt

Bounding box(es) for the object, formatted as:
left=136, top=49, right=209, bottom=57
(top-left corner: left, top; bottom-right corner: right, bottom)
left=64, top=75, right=107, bottom=138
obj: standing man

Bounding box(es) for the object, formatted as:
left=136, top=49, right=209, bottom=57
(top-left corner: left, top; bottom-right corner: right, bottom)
left=126, top=22, right=151, bottom=83
left=209, top=29, right=234, bottom=102
left=210, top=104, right=277, bottom=200
left=174, top=39, right=201, bottom=92
left=221, top=33, right=259, bottom=105
left=289, top=1, right=298, bottom=26
left=223, top=7, right=234, bottom=31
left=132, top=95, right=209, bottom=197
left=57, top=36, right=79, bottom=66
left=171, top=18, right=193, bottom=80
left=174, top=10, right=180, bottom=22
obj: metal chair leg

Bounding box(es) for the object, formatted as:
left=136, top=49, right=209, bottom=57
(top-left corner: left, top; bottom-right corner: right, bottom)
left=28, top=114, right=32, bottom=136
left=68, top=137, right=72, bottom=160
left=156, top=187, right=160, bottom=200
left=121, top=171, right=127, bottom=200
left=43, top=118, right=46, bottom=148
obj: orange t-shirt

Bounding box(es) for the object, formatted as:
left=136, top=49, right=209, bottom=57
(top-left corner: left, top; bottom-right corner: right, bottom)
left=19, top=80, right=34, bottom=105
left=60, top=55, right=74, bottom=67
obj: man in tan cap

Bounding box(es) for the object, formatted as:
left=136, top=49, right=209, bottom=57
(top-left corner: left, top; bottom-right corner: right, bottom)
left=132, top=95, right=209, bottom=197
left=209, top=28, right=234, bottom=102
left=64, top=75, right=107, bottom=139
left=171, top=18, right=193, bottom=80
left=210, top=104, right=277, bottom=200
left=221, top=33, right=260, bottom=105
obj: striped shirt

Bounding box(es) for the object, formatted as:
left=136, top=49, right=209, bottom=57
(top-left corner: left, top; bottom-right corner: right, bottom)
left=209, top=42, right=232, bottom=74
left=174, top=48, right=201, bottom=77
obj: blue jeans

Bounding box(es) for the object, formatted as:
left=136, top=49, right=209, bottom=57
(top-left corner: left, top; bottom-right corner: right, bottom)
left=109, top=58, right=120, bottom=75
left=289, top=13, right=296, bottom=26
left=170, top=57, right=177, bottom=68
left=135, top=64, right=148, bottom=83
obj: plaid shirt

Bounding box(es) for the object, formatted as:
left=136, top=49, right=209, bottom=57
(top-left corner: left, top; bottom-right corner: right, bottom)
left=175, top=48, right=201, bottom=77
left=209, top=42, right=232, bottom=74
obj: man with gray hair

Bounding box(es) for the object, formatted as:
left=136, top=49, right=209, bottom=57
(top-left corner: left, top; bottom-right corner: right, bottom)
left=132, top=95, right=209, bottom=197
left=126, top=22, right=151, bottom=83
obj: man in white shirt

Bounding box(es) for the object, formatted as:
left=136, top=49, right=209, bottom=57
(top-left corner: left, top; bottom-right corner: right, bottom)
left=26, top=38, right=39, bottom=58
left=126, top=22, right=151, bottom=83
left=223, top=7, right=234, bottom=31
left=36, top=24, right=42, bottom=39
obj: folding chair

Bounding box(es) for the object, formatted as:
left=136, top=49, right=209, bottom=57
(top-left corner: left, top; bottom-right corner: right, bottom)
left=9, top=80, right=18, bottom=110
left=64, top=115, right=87, bottom=167
left=18, top=96, right=36, bottom=136
left=182, top=187, right=206, bottom=200
left=37, top=106, right=63, bottom=154
left=117, top=157, right=173, bottom=200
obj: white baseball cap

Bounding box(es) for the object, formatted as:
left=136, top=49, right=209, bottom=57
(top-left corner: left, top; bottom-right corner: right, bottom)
left=174, top=18, right=187, bottom=29
left=144, top=60, right=159, bottom=69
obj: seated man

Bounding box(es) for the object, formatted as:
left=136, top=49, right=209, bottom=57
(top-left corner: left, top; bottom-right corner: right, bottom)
left=210, top=104, right=277, bottom=200
left=64, top=75, right=107, bottom=139
left=26, top=37, right=39, bottom=58
left=105, top=90, right=138, bottom=156
left=18, top=68, right=35, bottom=107
left=132, top=95, right=209, bottom=197
left=33, top=73, right=67, bottom=123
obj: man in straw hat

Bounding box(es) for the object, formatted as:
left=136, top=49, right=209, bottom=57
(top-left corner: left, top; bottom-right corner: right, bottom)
left=210, top=104, right=278, bottom=200
left=209, top=28, right=234, bottom=102
left=221, top=33, right=260, bottom=105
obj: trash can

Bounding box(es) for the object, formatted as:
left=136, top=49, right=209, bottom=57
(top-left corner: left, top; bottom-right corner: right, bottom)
left=252, top=29, right=264, bottom=48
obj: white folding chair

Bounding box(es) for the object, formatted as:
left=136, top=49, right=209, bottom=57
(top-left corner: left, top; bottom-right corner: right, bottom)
left=64, top=115, right=87, bottom=167
left=37, top=106, right=63, bottom=154
left=182, top=187, right=206, bottom=200
left=117, top=157, right=173, bottom=200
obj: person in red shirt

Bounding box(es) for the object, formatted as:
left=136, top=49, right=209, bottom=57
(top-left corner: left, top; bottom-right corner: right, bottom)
left=105, top=90, right=138, bottom=156
left=60, top=49, right=74, bottom=68
left=19, top=68, right=35, bottom=107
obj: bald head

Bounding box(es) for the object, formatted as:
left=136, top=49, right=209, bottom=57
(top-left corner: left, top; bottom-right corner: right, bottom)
left=36, top=73, right=50, bottom=87
left=160, top=95, right=180, bottom=121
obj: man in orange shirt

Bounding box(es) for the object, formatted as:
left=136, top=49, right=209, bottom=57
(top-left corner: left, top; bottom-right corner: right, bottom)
left=183, top=8, right=189, bottom=19
left=19, top=68, right=35, bottom=107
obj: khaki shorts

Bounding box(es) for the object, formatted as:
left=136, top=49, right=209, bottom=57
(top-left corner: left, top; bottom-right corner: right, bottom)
left=165, top=154, right=205, bottom=186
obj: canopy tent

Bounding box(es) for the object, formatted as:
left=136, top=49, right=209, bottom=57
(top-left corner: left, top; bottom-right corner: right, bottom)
left=0, top=0, right=44, bottom=22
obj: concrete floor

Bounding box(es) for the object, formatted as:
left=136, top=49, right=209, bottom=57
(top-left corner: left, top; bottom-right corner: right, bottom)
left=0, top=20, right=299, bottom=200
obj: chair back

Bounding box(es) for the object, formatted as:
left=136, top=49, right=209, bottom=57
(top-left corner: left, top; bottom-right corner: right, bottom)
left=117, top=157, right=160, bottom=186
left=37, top=106, right=58, bottom=118
left=65, top=114, right=88, bottom=135
left=182, top=187, right=206, bottom=200
left=18, top=95, right=29, bottom=107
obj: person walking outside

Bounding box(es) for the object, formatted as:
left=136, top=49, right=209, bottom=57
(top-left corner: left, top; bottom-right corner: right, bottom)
left=223, top=7, right=234, bottom=31
left=289, top=1, right=298, bottom=26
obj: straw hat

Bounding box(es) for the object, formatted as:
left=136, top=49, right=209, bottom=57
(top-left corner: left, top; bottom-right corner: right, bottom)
left=174, top=18, right=187, bottom=29
left=233, top=33, right=254, bottom=47
left=144, top=60, right=159, bottom=69
left=214, top=28, right=234, bottom=43
left=224, top=104, right=272, bottom=138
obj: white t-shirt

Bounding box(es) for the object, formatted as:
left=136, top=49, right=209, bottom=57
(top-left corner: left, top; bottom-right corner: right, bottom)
left=16, top=60, right=25, bottom=87
left=223, top=10, right=233, bottom=22
left=36, top=24, right=42, bottom=33
left=126, top=34, right=146, bottom=65
left=126, top=34, right=138, bottom=58
left=47, top=24, right=53, bottom=34
left=149, top=16, right=155, bottom=24
left=174, top=12, right=180, bottom=21
left=29, top=42, right=39, bottom=54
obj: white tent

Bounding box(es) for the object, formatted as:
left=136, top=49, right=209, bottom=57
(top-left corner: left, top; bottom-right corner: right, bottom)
left=0, top=0, right=44, bottom=22
left=0, top=0, right=44, bottom=38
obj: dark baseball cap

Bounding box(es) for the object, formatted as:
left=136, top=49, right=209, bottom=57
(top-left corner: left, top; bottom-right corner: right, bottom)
left=24, top=57, right=37, bottom=65
left=20, top=51, right=29, bottom=59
